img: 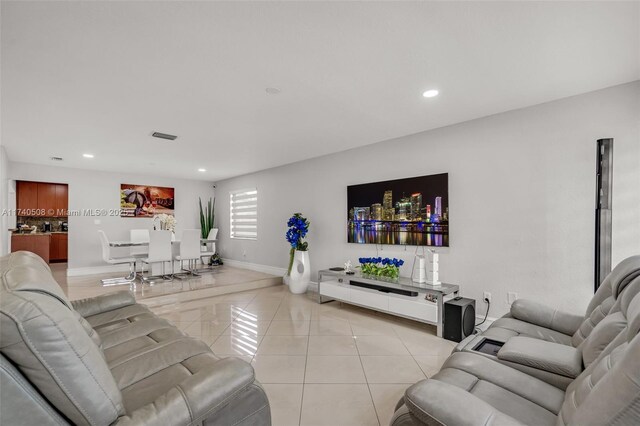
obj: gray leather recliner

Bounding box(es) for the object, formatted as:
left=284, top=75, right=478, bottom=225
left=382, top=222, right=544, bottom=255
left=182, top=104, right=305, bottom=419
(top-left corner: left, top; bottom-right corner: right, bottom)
left=477, top=255, right=640, bottom=346
left=391, top=259, right=640, bottom=426
left=0, top=251, right=271, bottom=426
left=451, top=258, right=640, bottom=390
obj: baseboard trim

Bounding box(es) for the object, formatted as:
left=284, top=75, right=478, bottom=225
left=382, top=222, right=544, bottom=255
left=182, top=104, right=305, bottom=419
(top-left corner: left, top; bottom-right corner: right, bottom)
left=67, top=264, right=131, bottom=277
left=221, top=258, right=287, bottom=277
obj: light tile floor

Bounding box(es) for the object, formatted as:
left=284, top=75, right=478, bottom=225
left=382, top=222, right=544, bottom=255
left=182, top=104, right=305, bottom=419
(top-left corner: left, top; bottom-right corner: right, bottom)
left=152, top=287, right=455, bottom=426
left=58, top=266, right=456, bottom=426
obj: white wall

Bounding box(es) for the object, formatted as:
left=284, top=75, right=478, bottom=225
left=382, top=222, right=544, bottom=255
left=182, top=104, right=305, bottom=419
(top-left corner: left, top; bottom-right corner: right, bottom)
left=7, top=162, right=215, bottom=274
left=215, top=81, right=640, bottom=318
left=0, top=146, right=9, bottom=256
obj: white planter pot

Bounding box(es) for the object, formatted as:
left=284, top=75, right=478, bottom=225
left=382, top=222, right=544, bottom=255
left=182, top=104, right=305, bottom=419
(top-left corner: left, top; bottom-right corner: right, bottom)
left=288, top=250, right=310, bottom=294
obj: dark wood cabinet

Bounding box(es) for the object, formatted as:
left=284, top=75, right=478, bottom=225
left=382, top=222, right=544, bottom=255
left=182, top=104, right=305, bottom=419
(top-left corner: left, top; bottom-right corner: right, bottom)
left=16, top=181, right=39, bottom=214
left=11, top=234, right=51, bottom=263
left=16, top=181, right=68, bottom=217
left=54, top=184, right=68, bottom=216
left=37, top=183, right=57, bottom=216
left=50, top=233, right=68, bottom=262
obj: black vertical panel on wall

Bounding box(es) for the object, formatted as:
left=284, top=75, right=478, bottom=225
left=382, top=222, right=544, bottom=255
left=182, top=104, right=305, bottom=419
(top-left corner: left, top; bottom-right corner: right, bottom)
left=595, top=138, right=613, bottom=291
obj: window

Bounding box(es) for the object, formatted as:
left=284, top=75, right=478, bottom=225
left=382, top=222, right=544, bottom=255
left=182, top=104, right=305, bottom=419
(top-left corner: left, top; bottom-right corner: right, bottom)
left=230, top=188, right=258, bottom=240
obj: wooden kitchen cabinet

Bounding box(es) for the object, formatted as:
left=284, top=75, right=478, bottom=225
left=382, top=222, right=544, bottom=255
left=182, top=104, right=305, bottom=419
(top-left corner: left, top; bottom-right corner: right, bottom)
left=54, top=184, right=68, bottom=216
left=16, top=181, right=69, bottom=217
left=37, top=183, right=57, bottom=216
left=16, top=181, right=39, bottom=214
left=11, top=234, right=51, bottom=263
left=50, top=233, right=68, bottom=262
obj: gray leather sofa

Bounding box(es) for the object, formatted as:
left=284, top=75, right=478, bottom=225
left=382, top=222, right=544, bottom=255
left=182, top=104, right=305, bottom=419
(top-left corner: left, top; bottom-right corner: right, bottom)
left=0, top=251, right=271, bottom=426
left=451, top=255, right=640, bottom=390
left=479, top=255, right=640, bottom=347
left=391, top=256, right=640, bottom=425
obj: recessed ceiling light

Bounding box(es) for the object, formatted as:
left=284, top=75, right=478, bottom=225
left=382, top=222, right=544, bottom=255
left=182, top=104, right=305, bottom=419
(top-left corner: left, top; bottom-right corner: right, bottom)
left=198, top=168, right=206, bottom=172
left=422, top=89, right=439, bottom=98
left=83, top=153, right=94, bottom=158
left=265, top=87, right=281, bottom=95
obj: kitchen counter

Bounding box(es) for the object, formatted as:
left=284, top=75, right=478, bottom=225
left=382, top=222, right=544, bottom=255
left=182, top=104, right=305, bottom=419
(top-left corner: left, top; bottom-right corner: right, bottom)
left=10, top=232, right=68, bottom=263
left=10, top=231, right=68, bottom=235
left=11, top=233, right=51, bottom=262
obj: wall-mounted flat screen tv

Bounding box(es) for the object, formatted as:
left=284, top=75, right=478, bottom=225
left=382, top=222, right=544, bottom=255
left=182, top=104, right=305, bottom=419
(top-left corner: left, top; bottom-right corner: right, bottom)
left=347, top=173, right=449, bottom=246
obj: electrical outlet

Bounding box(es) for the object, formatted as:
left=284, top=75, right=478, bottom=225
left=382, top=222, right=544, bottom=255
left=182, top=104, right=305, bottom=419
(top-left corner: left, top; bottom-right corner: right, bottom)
left=508, top=292, right=518, bottom=305
left=242, top=250, right=247, bottom=257
left=483, top=292, right=492, bottom=303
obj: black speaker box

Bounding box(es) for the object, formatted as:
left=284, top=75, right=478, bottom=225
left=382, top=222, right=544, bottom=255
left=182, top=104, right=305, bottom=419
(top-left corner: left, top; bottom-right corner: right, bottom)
left=444, top=297, right=476, bottom=342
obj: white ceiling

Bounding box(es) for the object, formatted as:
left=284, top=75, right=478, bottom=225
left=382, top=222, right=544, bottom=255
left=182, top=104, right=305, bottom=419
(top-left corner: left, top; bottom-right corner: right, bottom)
left=2, top=1, right=638, bottom=181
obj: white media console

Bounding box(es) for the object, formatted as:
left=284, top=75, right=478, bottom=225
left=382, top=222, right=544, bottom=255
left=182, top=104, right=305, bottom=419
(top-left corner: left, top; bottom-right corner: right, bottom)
left=317, top=269, right=459, bottom=337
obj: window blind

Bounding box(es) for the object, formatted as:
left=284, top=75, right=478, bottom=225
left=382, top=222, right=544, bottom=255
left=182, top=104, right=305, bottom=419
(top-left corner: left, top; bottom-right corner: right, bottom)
left=230, top=189, right=258, bottom=240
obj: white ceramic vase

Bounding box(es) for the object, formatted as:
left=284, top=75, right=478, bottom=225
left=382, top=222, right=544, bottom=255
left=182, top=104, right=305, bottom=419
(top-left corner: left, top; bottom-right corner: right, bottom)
left=287, top=250, right=310, bottom=294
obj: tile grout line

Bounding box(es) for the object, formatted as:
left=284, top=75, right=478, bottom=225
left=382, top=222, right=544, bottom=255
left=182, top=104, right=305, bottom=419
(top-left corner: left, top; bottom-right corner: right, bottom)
left=392, top=324, right=428, bottom=382
left=351, top=318, right=382, bottom=426
left=246, top=288, right=265, bottom=363
left=298, top=302, right=312, bottom=426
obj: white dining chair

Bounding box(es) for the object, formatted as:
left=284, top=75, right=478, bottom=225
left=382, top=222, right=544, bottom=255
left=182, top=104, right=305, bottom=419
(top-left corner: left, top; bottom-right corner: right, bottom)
left=140, top=230, right=173, bottom=283
left=199, top=228, right=218, bottom=266
left=130, top=229, right=150, bottom=257
left=98, top=230, right=137, bottom=286
left=174, top=229, right=202, bottom=278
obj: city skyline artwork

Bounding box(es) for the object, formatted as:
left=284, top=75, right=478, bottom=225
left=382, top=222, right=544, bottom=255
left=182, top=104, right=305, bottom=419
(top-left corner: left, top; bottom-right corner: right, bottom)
left=347, top=173, right=449, bottom=246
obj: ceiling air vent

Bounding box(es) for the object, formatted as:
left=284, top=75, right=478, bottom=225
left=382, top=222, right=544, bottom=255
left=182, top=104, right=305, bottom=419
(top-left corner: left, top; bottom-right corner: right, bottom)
left=152, top=132, right=178, bottom=141
left=50, top=156, right=64, bottom=161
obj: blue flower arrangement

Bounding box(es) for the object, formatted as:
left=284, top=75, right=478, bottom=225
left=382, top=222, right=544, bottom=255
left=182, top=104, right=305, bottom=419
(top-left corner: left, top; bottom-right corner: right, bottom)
left=285, top=213, right=310, bottom=275
left=358, top=257, right=404, bottom=279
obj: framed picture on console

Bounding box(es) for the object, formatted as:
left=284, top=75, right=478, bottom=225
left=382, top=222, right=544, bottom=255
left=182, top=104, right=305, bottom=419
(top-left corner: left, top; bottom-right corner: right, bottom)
left=347, top=173, right=449, bottom=246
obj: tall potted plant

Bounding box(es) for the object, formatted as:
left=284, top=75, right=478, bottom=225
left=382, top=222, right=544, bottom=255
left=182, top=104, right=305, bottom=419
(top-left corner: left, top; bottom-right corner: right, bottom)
left=284, top=213, right=310, bottom=294
left=199, top=198, right=218, bottom=257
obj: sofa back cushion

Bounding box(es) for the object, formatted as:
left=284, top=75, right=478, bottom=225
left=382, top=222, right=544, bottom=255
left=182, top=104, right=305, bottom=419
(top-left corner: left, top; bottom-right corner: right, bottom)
left=0, top=253, right=124, bottom=425
left=0, top=353, right=70, bottom=426
left=3, top=255, right=70, bottom=308
left=558, top=287, right=640, bottom=425
left=571, top=255, right=640, bottom=346
left=0, top=290, right=125, bottom=425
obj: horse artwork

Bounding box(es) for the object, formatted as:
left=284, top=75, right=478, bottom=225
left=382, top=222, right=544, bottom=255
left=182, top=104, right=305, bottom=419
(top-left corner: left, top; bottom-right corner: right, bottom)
left=120, top=184, right=175, bottom=218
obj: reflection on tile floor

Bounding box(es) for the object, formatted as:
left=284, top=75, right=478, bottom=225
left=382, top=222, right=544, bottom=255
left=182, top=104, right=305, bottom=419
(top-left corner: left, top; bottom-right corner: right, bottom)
left=52, top=262, right=280, bottom=302
left=56, top=264, right=456, bottom=426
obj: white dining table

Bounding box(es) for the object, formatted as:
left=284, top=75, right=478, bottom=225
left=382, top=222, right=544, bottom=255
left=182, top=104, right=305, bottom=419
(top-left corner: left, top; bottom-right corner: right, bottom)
left=108, top=238, right=217, bottom=247
left=102, top=238, right=219, bottom=286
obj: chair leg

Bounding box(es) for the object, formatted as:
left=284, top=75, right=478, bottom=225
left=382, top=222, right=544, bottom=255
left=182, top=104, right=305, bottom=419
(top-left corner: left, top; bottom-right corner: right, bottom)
left=141, top=262, right=161, bottom=285
left=101, top=261, right=136, bottom=286
left=174, top=259, right=191, bottom=280
left=190, top=259, right=201, bottom=276
left=162, top=261, right=173, bottom=281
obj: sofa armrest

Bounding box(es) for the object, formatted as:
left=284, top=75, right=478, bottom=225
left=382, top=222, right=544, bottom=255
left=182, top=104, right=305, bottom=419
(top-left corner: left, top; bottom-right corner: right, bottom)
left=113, top=358, right=263, bottom=426
left=510, top=299, right=583, bottom=336
left=404, top=379, right=526, bottom=426
left=71, top=290, right=136, bottom=318
left=497, top=336, right=582, bottom=378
